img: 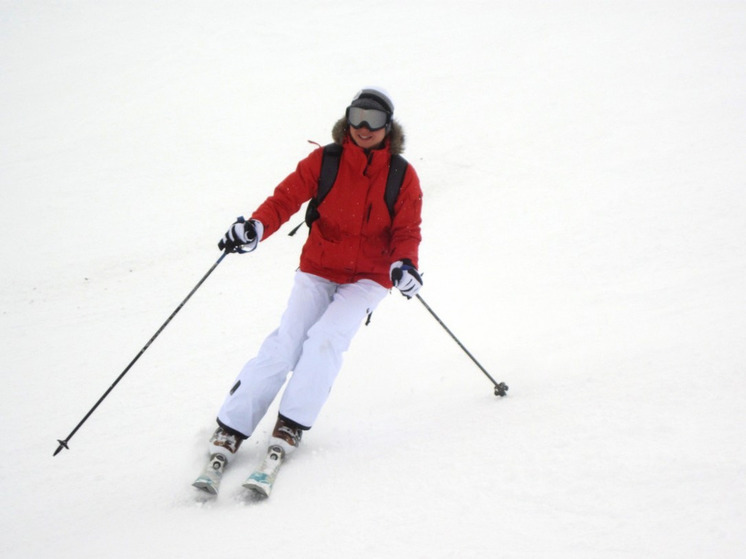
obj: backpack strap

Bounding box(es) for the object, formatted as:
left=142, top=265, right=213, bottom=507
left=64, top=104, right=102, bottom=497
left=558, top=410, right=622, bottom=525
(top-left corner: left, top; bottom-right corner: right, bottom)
left=289, top=143, right=342, bottom=236
left=304, top=143, right=343, bottom=228
left=384, top=154, right=408, bottom=218
left=316, top=143, right=343, bottom=205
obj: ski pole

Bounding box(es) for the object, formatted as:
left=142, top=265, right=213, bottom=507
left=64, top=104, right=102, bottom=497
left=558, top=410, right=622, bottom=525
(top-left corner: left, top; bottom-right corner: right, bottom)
left=415, top=294, right=508, bottom=397
left=54, top=250, right=231, bottom=456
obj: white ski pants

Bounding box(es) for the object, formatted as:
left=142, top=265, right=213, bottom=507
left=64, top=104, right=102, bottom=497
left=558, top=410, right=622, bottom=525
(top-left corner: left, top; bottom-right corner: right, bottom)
left=217, top=271, right=388, bottom=437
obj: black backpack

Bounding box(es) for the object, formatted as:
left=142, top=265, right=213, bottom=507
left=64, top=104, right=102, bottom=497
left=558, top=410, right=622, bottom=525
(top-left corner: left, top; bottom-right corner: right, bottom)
left=289, top=143, right=409, bottom=236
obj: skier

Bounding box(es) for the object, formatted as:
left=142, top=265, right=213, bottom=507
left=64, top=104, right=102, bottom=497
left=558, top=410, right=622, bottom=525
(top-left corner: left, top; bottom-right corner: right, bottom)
left=194, top=87, right=423, bottom=495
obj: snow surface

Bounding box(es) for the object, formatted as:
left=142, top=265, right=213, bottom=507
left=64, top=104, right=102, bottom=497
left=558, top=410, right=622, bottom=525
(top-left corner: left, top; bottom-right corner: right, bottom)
left=2, top=1, right=745, bottom=557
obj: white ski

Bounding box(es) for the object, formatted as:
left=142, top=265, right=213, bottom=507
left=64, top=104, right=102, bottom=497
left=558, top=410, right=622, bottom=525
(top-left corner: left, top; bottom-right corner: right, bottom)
left=192, top=453, right=227, bottom=495
left=242, top=445, right=285, bottom=498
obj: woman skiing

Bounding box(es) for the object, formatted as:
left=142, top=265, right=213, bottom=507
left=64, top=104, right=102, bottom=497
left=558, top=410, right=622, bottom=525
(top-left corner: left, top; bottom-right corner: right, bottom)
left=194, top=87, right=423, bottom=496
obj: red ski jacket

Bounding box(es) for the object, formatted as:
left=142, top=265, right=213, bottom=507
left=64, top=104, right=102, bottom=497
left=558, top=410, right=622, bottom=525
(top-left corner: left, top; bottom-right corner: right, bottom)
left=251, top=127, right=422, bottom=288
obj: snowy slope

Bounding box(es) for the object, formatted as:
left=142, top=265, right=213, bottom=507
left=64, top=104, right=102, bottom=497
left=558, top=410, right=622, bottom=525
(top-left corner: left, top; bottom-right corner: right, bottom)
left=2, top=1, right=745, bottom=557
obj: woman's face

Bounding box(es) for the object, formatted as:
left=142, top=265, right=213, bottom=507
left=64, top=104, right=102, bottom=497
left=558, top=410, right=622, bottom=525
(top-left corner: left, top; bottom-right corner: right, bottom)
left=349, top=125, right=387, bottom=150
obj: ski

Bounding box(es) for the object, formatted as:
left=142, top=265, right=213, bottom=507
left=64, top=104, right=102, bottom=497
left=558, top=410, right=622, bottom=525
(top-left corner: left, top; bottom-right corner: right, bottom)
left=192, top=453, right=227, bottom=495
left=242, top=445, right=285, bottom=498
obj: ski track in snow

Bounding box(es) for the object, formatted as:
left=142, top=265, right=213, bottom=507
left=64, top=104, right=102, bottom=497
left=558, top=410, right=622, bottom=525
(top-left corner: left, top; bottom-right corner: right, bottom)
left=1, top=2, right=745, bottom=558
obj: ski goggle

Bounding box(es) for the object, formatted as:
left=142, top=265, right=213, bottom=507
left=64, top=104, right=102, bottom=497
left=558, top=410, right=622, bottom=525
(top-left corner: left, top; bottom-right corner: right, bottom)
left=346, top=106, right=390, bottom=131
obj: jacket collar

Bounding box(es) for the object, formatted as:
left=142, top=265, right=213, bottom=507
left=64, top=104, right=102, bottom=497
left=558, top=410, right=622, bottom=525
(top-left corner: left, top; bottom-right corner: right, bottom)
left=341, top=135, right=392, bottom=174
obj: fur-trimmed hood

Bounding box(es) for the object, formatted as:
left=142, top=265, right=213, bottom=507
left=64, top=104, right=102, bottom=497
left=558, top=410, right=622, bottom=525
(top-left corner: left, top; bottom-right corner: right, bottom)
left=331, top=117, right=405, bottom=156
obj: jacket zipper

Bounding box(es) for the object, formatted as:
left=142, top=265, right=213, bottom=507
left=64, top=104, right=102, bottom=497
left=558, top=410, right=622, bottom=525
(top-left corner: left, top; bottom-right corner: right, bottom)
left=363, top=151, right=374, bottom=177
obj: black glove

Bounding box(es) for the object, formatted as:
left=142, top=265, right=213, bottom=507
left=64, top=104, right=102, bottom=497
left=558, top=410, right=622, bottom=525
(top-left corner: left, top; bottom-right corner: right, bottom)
left=218, top=217, right=263, bottom=253
left=390, top=259, right=423, bottom=298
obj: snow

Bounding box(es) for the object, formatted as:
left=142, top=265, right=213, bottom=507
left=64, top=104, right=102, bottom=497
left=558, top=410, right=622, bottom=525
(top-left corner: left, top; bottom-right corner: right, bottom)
left=2, top=1, right=745, bottom=557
